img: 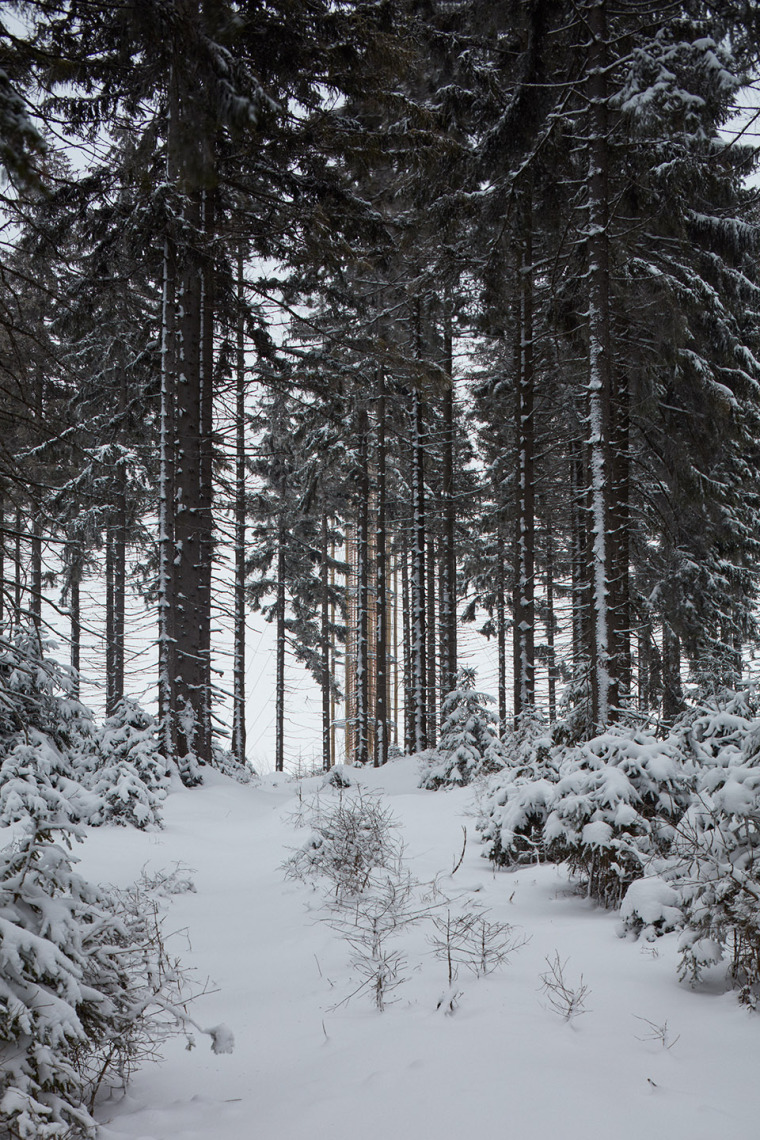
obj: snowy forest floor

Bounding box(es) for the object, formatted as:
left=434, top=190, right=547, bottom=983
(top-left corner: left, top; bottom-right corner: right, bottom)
left=75, top=758, right=758, bottom=1140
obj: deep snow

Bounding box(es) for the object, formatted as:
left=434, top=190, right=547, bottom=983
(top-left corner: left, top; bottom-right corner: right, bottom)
left=70, top=758, right=758, bottom=1140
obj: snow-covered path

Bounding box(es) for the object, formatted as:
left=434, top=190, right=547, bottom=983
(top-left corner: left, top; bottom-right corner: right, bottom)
left=76, top=760, right=758, bottom=1140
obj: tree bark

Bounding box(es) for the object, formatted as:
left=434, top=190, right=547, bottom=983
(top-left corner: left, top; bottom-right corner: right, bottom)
left=513, top=213, right=535, bottom=723
left=172, top=186, right=206, bottom=775
left=375, top=372, right=388, bottom=766
left=275, top=536, right=286, bottom=773
left=401, top=527, right=413, bottom=753
left=196, top=186, right=215, bottom=764
left=426, top=531, right=437, bottom=745
left=231, top=247, right=247, bottom=767
left=354, top=402, right=370, bottom=765
left=411, top=387, right=427, bottom=751
left=497, top=532, right=508, bottom=734
left=321, top=513, right=332, bottom=771
left=440, top=303, right=458, bottom=700
left=586, top=0, right=615, bottom=730
left=544, top=510, right=558, bottom=724
left=662, top=622, right=683, bottom=722
left=158, top=68, right=178, bottom=763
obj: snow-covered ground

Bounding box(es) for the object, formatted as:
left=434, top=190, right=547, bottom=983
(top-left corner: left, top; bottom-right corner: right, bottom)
left=74, top=758, right=758, bottom=1140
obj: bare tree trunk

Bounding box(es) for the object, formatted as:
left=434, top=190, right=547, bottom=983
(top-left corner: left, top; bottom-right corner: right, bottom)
left=544, top=510, right=557, bottom=724
left=375, top=372, right=388, bottom=766
left=411, top=388, right=427, bottom=752
left=106, top=526, right=116, bottom=715
left=401, top=527, right=413, bottom=753
left=440, top=302, right=458, bottom=701
left=231, top=248, right=247, bottom=767
left=196, top=187, right=216, bottom=764
left=0, top=489, right=4, bottom=626
left=173, top=186, right=206, bottom=777
left=275, top=537, right=286, bottom=773
left=354, top=403, right=370, bottom=766
left=662, top=622, right=683, bottom=723
left=426, top=531, right=437, bottom=745
left=158, top=68, right=178, bottom=762
left=70, top=567, right=81, bottom=700
left=13, top=506, right=22, bottom=630
left=497, top=532, right=507, bottom=734
left=29, top=371, right=43, bottom=634
left=610, top=367, right=631, bottom=704
left=321, top=513, right=332, bottom=771
left=109, top=362, right=127, bottom=717
left=513, top=215, right=535, bottom=723
left=586, top=0, right=614, bottom=730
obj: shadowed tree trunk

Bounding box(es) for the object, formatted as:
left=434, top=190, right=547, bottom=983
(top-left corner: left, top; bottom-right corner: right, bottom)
left=231, top=248, right=247, bottom=767
left=375, top=372, right=389, bottom=766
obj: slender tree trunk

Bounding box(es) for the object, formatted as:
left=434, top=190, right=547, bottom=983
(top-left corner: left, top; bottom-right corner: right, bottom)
left=29, top=370, right=43, bottom=634
left=401, top=527, right=413, bottom=753
left=513, top=215, right=535, bottom=723
left=105, top=526, right=116, bottom=715
left=586, top=0, right=614, bottom=730
left=355, top=403, right=370, bottom=765
left=0, top=489, right=4, bottom=627
left=662, top=622, right=683, bottom=722
left=275, top=536, right=286, bottom=773
left=497, top=532, right=508, bottom=734
left=426, top=531, right=437, bottom=745
left=440, top=304, right=458, bottom=699
left=392, top=544, right=399, bottom=747
left=330, top=538, right=337, bottom=763
left=231, top=248, right=247, bottom=767
left=158, top=68, right=178, bottom=762
left=110, top=363, right=127, bottom=717
left=29, top=515, right=41, bottom=632
left=158, top=231, right=177, bottom=757
left=70, top=565, right=81, bottom=700
left=14, top=505, right=22, bottom=629
left=173, top=186, right=206, bottom=776
left=609, top=361, right=631, bottom=706
left=544, top=511, right=557, bottom=724
left=570, top=440, right=587, bottom=673
left=411, top=388, right=427, bottom=751
left=197, top=187, right=215, bottom=764
left=375, top=372, right=388, bottom=766
left=640, top=617, right=662, bottom=711
left=321, top=513, right=332, bottom=771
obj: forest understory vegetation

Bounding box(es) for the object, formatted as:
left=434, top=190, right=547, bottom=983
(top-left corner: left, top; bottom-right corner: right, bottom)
left=3, top=0, right=760, bottom=1134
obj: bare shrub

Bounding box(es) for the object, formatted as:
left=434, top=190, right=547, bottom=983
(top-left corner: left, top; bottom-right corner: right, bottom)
left=283, top=786, right=401, bottom=901
left=429, top=908, right=528, bottom=984
left=539, top=952, right=591, bottom=1021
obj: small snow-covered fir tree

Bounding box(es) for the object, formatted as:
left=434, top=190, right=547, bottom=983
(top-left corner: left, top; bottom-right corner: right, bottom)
left=0, top=752, right=231, bottom=1138
left=0, top=629, right=93, bottom=764
left=89, top=698, right=168, bottom=829
left=477, top=728, right=563, bottom=867
left=621, top=694, right=760, bottom=1003
left=420, top=669, right=504, bottom=790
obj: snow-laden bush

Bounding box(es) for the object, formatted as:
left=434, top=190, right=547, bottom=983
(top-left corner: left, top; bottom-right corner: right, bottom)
left=209, top=744, right=256, bottom=784
left=619, top=696, right=760, bottom=1003
left=543, top=730, right=695, bottom=907
left=0, top=827, right=231, bottom=1138
left=0, top=761, right=231, bottom=1140
left=0, top=630, right=93, bottom=764
left=0, top=731, right=102, bottom=831
left=619, top=875, right=682, bottom=941
left=478, top=725, right=695, bottom=906
left=88, top=699, right=168, bottom=829
left=420, top=668, right=504, bottom=790
left=477, top=719, right=562, bottom=866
